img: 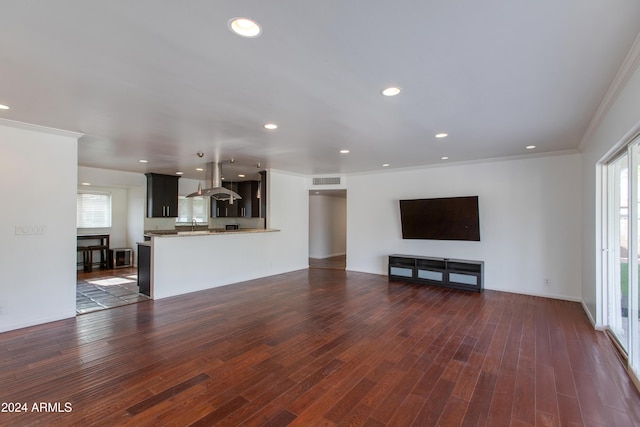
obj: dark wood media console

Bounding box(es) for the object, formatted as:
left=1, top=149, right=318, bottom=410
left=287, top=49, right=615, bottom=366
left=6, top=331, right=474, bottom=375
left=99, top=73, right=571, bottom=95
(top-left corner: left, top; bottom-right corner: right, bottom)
left=388, top=254, right=484, bottom=292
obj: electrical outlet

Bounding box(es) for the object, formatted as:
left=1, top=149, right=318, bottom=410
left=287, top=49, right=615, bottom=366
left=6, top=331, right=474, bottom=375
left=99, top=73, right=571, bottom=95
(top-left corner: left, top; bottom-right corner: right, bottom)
left=544, top=278, right=550, bottom=286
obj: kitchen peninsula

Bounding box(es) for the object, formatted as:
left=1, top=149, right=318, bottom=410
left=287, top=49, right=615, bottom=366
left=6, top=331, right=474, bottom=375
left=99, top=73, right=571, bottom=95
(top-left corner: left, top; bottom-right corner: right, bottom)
left=138, top=228, right=280, bottom=300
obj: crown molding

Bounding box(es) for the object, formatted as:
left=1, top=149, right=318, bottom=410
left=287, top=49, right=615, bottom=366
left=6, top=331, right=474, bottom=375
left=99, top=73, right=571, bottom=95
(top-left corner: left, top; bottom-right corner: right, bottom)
left=579, top=31, right=640, bottom=150
left=0, top=118, right=84, bottom=138
left=345, top=149, right=580, bottom=177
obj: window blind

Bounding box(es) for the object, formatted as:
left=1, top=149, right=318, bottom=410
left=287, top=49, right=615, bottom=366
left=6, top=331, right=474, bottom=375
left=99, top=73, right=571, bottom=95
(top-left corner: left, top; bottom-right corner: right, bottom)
left=177, top=196, right=207, bottom=222
left=77, top=192, right=112, bottom=228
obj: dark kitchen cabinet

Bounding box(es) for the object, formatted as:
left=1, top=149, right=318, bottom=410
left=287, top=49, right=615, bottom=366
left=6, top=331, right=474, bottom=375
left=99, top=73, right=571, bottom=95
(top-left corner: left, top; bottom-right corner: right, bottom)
left=146, top=173, right=180, bottom=217
left=211, top=182, right=238, bottom=218
left=210, top=180, right=261, bottom=218
left=137, top=243, right=151, bottom=297
left=238, top=181, right=260, bottom=218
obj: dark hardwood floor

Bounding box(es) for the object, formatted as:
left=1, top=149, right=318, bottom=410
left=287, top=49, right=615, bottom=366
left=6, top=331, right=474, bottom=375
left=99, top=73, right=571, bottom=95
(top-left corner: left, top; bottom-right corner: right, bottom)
left=1, top=269, right=639, bottom=426
left=309, top=255, right=346, bottom=270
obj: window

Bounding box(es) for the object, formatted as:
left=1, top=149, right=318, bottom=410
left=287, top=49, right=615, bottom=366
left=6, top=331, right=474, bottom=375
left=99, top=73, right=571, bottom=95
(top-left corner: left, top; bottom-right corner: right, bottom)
left=77, top=192, right=112, bottom=228
left=177, top=196, right=207, bottom=223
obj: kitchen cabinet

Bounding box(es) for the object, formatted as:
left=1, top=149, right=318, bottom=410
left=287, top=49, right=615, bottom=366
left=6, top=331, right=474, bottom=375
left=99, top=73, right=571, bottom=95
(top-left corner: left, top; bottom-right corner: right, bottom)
left=146, top=173, right=180, bottom=217
left=211, top=182, right=238, bottom=217
left=238, top=181, right=260, bottom=218
left=211, top=180, right=260, bottom=218
left=137, top=243, right=151, bottom=297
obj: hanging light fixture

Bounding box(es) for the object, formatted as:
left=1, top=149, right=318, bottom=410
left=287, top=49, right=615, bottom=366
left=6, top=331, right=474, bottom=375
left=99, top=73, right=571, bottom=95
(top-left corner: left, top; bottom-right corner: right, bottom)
left=196, top=152, right=204, bottom=196
left=256, top=162, right=262, bottom=199
left=186, top=157, right=242, bottom=201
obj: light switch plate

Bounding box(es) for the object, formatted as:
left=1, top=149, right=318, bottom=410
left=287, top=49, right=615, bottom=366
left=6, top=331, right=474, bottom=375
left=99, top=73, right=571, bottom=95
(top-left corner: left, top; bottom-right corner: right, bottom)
left=15, top=225, right=46, bottom=235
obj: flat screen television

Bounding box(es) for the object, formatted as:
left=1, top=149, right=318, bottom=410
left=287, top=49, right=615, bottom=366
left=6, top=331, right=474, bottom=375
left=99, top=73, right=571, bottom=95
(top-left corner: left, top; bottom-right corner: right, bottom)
left=399, top=196, right=480, bottom=241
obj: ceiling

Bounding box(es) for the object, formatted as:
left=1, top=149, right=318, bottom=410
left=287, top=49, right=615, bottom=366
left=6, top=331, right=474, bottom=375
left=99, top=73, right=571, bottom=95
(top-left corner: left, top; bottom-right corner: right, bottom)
left=1, top=1, right=639, bottom=180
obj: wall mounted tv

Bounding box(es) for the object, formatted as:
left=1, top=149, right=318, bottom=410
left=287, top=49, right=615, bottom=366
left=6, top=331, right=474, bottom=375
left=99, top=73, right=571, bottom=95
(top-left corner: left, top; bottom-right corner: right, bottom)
left=399, top=196, right=480, bottom=241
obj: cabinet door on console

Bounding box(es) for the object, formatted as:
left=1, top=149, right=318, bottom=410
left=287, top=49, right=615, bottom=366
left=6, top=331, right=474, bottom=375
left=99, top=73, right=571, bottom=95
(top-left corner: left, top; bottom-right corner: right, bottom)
left=388, top=256, right=416, bottom=279
left=137, top=244, right=151, bottom=297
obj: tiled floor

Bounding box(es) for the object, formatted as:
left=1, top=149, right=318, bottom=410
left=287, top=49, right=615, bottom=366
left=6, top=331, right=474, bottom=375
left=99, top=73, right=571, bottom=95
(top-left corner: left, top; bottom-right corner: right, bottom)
left=76, top=268, right=150, bottom=314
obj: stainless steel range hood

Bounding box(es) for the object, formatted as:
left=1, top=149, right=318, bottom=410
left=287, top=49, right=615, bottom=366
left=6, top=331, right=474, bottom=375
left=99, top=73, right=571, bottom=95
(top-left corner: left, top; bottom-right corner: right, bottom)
left=186, top=161, right=242, bottom=201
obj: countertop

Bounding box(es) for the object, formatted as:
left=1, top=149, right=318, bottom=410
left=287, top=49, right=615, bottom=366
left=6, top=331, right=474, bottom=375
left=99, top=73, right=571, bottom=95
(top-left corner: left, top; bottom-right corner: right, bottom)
left=144, top=228, right=279, bottom=238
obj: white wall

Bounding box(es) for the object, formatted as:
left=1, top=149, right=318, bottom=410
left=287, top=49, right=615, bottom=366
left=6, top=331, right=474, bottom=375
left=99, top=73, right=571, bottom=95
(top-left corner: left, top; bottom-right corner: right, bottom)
left=580, top=37, right=640, bottom=326
left=128, top=185, right=145, bottom=265
left=0, top=120, right=80, bottom=332
left=267, top=170, right=309, bottom=268
left=309, top=194, right=347, bottom=258
left=347, top=153, right=583, bottom=301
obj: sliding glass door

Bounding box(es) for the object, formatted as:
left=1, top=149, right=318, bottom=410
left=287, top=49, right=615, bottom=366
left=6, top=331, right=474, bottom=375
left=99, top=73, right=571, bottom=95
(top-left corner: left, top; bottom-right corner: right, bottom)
left=608, top=152, right=629, bottom=352
left=605, top=137, right=640, bottom=381
left=631, top=141, right=640, bottom=377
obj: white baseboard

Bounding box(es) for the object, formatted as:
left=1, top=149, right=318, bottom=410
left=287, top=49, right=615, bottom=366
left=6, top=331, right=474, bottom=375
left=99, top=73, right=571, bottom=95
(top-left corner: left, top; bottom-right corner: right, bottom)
left=484, top=286, right=582, bottom=303
left=0, top=312, right=75, bottom=334
left=581, top=299, right=605, bottom=330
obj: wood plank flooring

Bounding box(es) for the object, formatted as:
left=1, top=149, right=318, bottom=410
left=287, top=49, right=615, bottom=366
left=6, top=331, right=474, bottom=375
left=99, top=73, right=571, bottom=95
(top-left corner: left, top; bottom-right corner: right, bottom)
left=1, top=268, right=639, bottom=426
left=309, top=255, right=346, bottom=270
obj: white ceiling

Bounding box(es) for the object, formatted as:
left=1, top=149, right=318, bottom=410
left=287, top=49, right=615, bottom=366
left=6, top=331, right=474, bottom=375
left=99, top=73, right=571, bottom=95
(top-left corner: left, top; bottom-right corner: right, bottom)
left=1, top=1, right=639, bottom=180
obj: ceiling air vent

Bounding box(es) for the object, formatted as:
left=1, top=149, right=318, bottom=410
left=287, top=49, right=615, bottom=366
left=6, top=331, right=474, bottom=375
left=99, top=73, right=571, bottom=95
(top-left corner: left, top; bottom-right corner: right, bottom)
left=313, top=177, right=341, bottom=185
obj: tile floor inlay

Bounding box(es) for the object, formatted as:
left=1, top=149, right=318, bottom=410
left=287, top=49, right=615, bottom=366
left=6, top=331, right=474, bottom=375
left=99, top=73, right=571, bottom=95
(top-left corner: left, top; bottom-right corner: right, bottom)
left=76, top=270, right=149, bottom=314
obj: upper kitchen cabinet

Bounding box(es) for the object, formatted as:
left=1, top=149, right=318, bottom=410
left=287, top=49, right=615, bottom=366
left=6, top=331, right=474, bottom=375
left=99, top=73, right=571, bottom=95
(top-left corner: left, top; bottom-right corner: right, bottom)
left=238, top=180, right=260, bottom=218
left=210, top=180, right=262, bottom=218
left=211, top=182, right=239, bottom=218
left=146, top=173, right=180, bottom=217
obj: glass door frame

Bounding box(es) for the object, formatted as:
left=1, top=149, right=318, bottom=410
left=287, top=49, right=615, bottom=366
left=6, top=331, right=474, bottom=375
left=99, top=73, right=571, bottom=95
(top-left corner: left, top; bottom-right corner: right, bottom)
left=602, top=135, right=640, bottom=388
left=605, top=151, right=629, bottom=352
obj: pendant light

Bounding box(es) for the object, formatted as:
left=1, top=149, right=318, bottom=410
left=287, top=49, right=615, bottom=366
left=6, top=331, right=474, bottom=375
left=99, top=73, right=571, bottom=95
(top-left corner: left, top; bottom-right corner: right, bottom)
left=196, top=152, right=205, bottom=195
left=256, top=163, right=262, bottom=199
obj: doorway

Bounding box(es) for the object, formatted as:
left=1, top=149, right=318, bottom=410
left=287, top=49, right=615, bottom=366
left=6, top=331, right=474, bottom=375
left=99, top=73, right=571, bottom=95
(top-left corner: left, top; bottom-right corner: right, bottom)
left=309, top=189, right=346, bottom=270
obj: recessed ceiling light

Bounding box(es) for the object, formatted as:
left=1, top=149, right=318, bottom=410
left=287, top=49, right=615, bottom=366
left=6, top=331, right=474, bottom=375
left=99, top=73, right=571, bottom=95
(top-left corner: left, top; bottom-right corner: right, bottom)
left=139, top=159, right=148, bottom=163
left=382, top=163, right=390, bottom=167
left=238, top=174, right=246, bottom=178
left=340, top=149, right=350, bottom=154
left=435, top=133, right=448, bottom=138
left=264, top=123, right=278, bottom=130
left=441, top=156, right=449, bottom=160
left=0, top=104, right=9, bottom=110
left=176, top=171, right=184, bottom=175
left=196, top=167, right=204, bottom=171
left=526, top=145, right=536, bottom=150
left=81, top=182, right=91, bottom=186
left=381, top=87, right=401, bottom=97
left=228, top=17, right=262, bottom=38
left=315, top=191, right=320, bottom=194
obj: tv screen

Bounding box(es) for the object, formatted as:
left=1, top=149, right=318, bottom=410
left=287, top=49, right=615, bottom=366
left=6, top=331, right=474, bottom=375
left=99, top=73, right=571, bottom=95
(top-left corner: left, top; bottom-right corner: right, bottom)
left=399, top=196, right=480, bottom=241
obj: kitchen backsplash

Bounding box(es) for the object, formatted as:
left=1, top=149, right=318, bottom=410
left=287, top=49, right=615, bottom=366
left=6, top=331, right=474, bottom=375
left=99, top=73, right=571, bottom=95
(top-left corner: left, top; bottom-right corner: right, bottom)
left=144, top=216, right=265, bottom=231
